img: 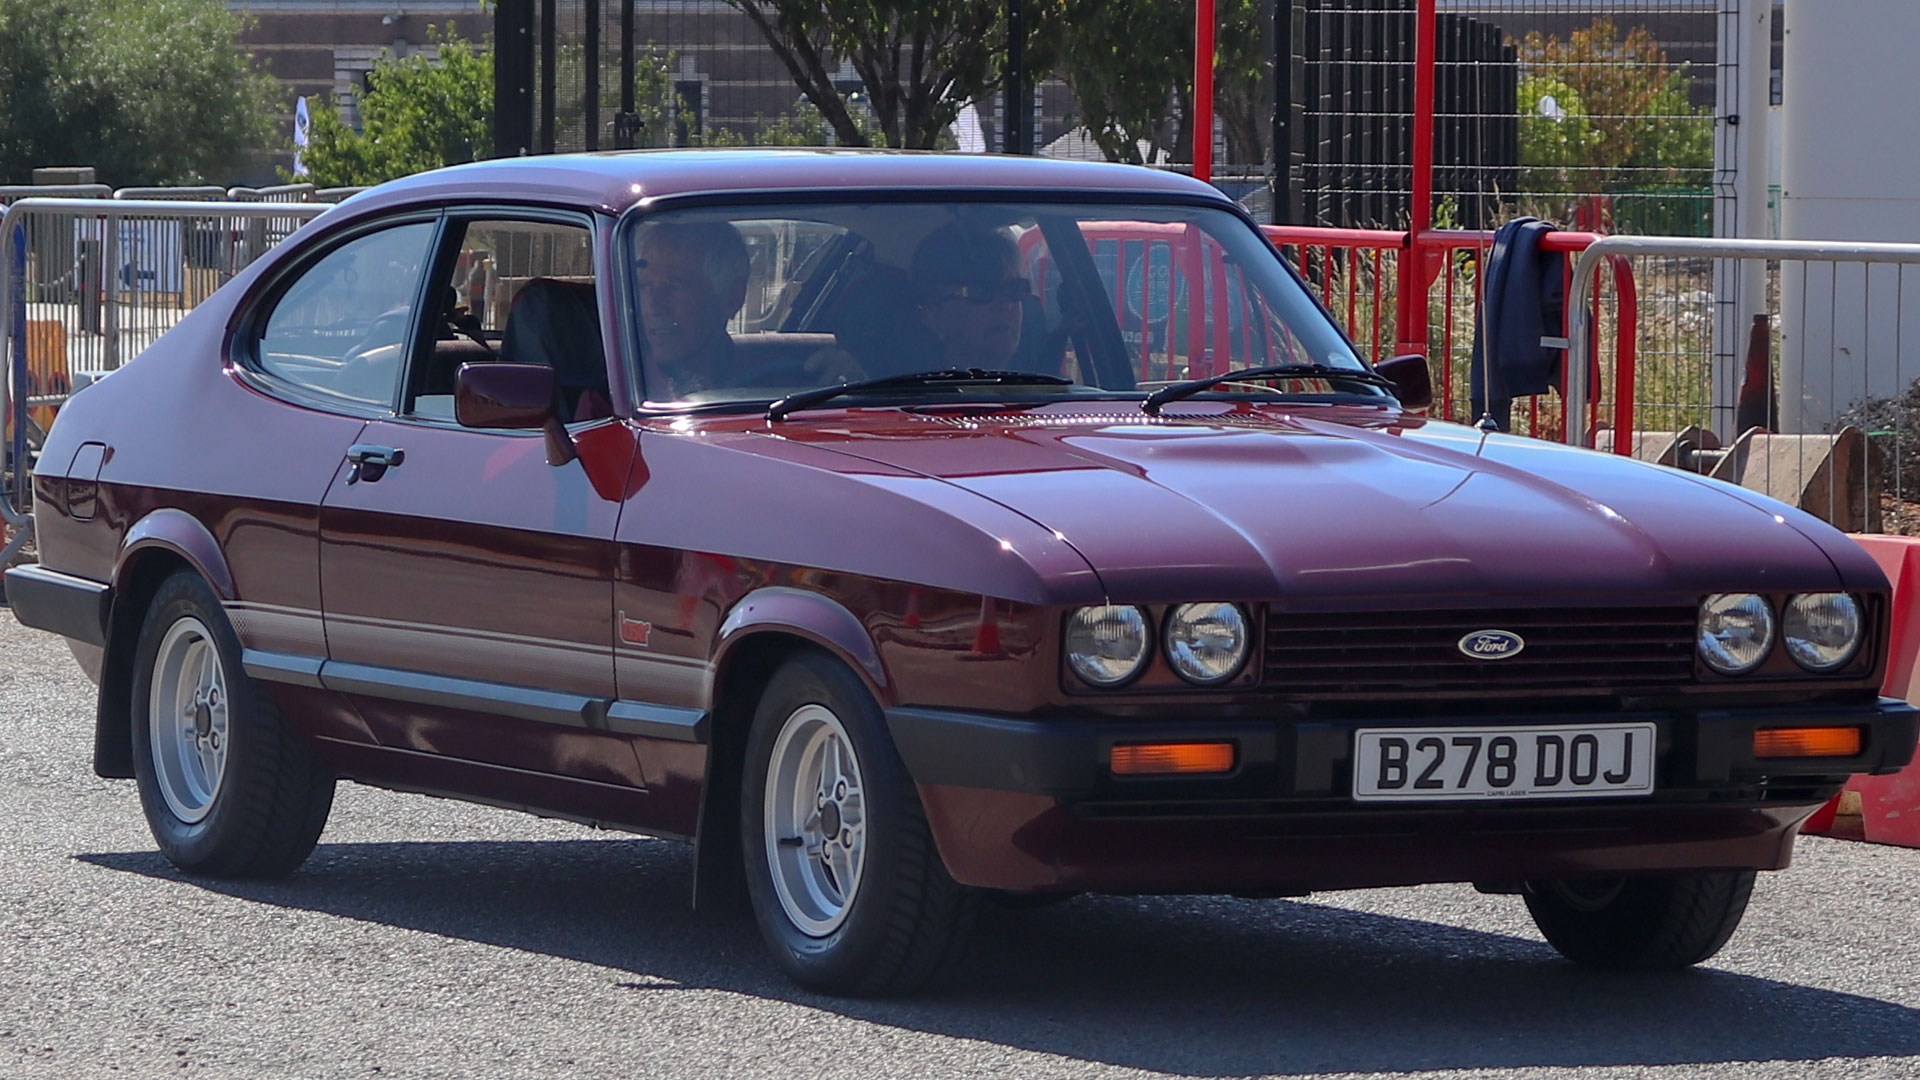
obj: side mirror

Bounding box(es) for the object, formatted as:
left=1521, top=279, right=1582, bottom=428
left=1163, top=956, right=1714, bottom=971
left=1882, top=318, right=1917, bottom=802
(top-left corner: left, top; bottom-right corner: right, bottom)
left=454, top=362, right=578, bottom=466
left=1374, top=354, right=1433, bottom=412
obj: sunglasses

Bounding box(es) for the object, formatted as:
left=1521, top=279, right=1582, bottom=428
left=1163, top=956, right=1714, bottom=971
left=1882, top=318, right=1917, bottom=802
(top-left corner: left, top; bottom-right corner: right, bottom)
left=927, top=279, right=1033, bottom=305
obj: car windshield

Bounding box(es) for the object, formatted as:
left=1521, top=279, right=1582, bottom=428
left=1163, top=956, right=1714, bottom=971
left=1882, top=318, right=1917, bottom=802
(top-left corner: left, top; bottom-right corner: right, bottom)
left=621, top=200, right=1374, bottom=410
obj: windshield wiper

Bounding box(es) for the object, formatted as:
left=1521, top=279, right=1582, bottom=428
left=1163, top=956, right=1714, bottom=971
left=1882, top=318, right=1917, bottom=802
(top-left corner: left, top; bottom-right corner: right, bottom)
left=1140, top=363, right=1398, bottom=415
left=766, top=368, right=1073, bottom=421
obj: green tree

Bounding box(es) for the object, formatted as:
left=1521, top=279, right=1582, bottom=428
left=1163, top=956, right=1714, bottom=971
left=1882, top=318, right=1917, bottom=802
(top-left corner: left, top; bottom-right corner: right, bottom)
left=300, top=27, right=493, bottom=187
left=1209, top=0, right=1271, bottom=166
left=1517, top=76, right=1603, bottom=194
left=0, top=0, right=275, bottom=185
left=1056, top=0, right=1188, bottom=163
left=1516, top=18, right=1714, bottom=193
left=728, top=0, right=1061, bottom=149
left=1056, top=0, right=1266, bottom=165
left=700, top=96, right=885, bottom=147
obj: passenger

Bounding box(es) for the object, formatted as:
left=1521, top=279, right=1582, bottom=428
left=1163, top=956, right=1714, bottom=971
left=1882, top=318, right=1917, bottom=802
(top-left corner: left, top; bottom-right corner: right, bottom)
left=910, top=221, right=1030, bottom=370
left=633, top=220, right=750, bottom=398
left=806, top=221, right=1034, bottom=383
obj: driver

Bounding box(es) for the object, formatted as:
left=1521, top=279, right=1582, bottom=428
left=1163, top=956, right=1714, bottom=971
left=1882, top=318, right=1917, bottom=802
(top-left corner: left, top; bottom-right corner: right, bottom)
left=910, top=222, right=1030, bottom=370
left=633, top=220, right=750, bottom=398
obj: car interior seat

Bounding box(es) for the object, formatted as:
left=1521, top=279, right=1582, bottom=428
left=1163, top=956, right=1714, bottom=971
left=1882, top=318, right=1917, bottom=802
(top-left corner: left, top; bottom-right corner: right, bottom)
left=497, top=278, right=613, bottom=422
left=420, top=287, right=495, bottom=397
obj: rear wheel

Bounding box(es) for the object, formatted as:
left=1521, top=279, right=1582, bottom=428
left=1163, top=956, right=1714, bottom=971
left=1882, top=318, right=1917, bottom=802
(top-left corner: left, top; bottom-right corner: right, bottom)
left=741, top=650, right=979, bottom=995
left=1523, top=870, right=1756, bottom=970
left=131, top=571, right=334, bottom=877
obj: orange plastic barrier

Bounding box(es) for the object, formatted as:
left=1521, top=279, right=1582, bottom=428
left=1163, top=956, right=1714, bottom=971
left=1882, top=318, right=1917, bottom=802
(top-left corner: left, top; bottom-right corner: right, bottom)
left=1803, top=534, right=1920, bottom=846
left=1, top=320, right=68, bottom=444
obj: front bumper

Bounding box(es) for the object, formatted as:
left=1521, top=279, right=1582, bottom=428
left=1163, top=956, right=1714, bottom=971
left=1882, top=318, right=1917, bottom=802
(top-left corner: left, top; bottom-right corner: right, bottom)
left=886, top=699, right=1919, bottom=892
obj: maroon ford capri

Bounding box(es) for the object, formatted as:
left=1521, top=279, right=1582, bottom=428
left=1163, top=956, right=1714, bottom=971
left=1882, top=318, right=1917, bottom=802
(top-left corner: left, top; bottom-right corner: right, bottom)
left=7, top=150, right=1915, bottom=995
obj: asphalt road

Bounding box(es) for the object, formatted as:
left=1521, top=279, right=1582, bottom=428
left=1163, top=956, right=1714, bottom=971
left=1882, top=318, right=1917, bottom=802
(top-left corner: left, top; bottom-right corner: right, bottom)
left=0, top=607, right=1917, bottom=1080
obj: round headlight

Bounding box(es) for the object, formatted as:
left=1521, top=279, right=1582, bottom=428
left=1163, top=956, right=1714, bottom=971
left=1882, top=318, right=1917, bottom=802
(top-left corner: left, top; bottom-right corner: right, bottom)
left=1783, top=593, right=1862, bottom=672
left=1698, top=593, right=1775, bottom=675
left=1164, top=603, right=1250, bottom=685
left=1065, top=605, right=1152, bottom=687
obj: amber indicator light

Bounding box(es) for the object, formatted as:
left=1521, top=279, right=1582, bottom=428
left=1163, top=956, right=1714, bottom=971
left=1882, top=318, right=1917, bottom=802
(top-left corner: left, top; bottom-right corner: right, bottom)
left=1110, top=742, right=1236, bottom=776
left=1753, top=727, right=1863, bottom=758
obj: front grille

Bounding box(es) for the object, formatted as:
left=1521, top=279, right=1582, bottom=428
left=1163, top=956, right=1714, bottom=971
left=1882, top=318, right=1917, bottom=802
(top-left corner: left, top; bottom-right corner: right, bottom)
left=1262, top=606, right=1698, bottom=697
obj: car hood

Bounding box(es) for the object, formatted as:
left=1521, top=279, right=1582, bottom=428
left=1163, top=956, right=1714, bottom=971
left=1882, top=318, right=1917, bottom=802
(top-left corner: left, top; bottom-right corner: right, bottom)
left=756, top=403, right=1874, bottom=605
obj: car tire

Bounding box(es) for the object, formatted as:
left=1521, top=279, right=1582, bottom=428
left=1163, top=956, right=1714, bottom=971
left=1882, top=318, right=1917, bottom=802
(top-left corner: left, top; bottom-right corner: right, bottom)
left=130, top=571, right=334, bottom=877
left=1523, top=870, right=1756, bottom=970
left=741, top=650, right=980, bottom=995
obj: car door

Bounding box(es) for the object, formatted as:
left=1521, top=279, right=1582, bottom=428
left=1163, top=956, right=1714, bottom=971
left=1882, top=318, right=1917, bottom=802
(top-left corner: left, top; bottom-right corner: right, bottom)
left=317, top=210, right=645, bottom=792
left=224, top=214, right=440, bottom=748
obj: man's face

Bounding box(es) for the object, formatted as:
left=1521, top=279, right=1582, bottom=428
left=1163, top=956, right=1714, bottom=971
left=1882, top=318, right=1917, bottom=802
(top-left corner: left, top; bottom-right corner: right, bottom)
left=636, top=241, right=731, bottom=365
left=920, top=273, right=1027, bottom=368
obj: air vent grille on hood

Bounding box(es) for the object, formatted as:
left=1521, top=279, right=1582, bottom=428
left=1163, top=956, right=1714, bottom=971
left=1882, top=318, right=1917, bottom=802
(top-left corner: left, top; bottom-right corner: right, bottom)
left=912, top=410, right=1310, bottom=431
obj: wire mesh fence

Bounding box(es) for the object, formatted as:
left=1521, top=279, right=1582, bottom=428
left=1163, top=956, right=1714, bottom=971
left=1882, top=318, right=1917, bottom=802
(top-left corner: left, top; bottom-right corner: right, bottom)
left=1568, top=238, right=1920, bottom=537
left=1276, top=0, right=1722, bottom=233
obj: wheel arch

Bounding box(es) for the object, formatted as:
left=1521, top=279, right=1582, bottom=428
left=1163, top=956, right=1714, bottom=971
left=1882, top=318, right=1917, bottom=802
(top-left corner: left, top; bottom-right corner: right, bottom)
left=691, top=628, right=818, bottom=913
left=92, top=545, right=201, bottom=779
left=114, top=509, right=235, bottom=602
left=94, top=510, right=234, bottom=779
left=710, top=586, right=890, bottom=702
left=692, top=591, right=894, bottom=915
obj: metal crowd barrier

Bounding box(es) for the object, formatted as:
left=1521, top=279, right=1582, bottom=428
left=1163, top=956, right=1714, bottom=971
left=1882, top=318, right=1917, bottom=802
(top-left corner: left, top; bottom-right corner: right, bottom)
left=1569, top=236, right=1920, bottom=535
left=3, top=198, right=333, bottom=562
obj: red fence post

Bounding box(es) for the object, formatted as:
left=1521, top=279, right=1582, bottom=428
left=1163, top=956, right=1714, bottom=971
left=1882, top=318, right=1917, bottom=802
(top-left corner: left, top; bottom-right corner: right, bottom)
left=1194, top=0, right=1215, bottom=185
left=1394, top=0, right=1437, bottom=358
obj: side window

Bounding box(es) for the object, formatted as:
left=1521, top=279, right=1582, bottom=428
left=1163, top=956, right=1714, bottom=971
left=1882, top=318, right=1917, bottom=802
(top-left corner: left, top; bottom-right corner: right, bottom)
left=410, top=218, right=607, bottom=424
left=256, top=222, right=434, bottom=408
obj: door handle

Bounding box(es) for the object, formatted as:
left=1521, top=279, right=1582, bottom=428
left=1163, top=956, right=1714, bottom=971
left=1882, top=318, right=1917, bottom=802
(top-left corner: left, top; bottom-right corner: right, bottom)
left=345, top=443, right=405, bottom=484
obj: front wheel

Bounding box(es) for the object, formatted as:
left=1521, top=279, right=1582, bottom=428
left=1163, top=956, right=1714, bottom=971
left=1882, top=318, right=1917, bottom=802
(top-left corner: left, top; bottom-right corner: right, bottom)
left=1523, top=870, right=1756, bottom=970
left=741, top=651, right=979, bottom=995
left=130, top=571, right=334, bottom=877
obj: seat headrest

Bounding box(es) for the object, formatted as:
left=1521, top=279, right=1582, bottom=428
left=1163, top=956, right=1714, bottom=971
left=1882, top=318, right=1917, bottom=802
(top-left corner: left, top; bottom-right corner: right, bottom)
left=498, top=278, right=605, bottom=388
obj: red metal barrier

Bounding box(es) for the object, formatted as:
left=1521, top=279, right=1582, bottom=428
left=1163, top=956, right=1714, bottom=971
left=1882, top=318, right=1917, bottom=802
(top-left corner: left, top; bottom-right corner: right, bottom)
left=1803, top=534, right=1920, bottom=847
left=1262, top=225, right=1639, bottom=452
left=1024, top=222, right=1314, bottom=384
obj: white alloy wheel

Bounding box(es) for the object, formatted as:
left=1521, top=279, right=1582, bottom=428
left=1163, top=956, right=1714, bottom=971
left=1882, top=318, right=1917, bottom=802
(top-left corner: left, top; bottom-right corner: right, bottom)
left=147, top=616, right=230, bottom=824
left=763, top=703, right=868, bottom=937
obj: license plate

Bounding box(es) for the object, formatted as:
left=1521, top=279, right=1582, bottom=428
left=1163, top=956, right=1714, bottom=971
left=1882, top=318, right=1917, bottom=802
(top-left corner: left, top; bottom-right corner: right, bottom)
left=1352, top=723, right=1657, bottom=802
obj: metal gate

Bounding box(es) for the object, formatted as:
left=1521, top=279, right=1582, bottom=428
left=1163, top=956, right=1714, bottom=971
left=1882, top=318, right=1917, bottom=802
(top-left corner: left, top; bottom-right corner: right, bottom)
left=3, top=198, right=333, bottom=561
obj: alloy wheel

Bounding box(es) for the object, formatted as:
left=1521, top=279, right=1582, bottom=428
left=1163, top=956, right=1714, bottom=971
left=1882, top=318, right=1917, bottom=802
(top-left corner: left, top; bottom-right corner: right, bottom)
left=762, top=703, right=868, bottom=936
left=147, top=616, right=230, bottom=824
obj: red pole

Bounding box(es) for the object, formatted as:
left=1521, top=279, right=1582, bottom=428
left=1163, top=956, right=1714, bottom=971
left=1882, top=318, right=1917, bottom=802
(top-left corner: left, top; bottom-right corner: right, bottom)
left=1194, top=0, right=1215, bottom=183
left=1394, top=0, right=1437, bottom=357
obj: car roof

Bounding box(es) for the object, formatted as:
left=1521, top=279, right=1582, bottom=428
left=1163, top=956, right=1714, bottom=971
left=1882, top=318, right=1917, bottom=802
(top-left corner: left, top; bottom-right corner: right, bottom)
left=342, top=148, right=1235, bottom=216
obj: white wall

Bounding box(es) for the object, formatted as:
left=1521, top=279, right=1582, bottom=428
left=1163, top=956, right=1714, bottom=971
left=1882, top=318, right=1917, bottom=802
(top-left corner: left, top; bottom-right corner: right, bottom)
left=1779, top=0, right=1920, bottom=431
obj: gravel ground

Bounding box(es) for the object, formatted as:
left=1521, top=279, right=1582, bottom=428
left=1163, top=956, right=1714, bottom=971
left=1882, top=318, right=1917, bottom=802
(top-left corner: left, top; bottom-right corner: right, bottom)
left=0, top=606, right=1916, bottom=1080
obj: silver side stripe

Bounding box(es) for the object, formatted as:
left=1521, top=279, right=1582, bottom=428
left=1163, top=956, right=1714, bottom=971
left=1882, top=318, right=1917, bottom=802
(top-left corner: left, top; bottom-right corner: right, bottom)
left=240, top=649, right=709, bottom=744
left=322, top=661, right=601, bottom=729
left=241, top=650, right=325, bottom=689
left=605, top=701, right=709, bottom=742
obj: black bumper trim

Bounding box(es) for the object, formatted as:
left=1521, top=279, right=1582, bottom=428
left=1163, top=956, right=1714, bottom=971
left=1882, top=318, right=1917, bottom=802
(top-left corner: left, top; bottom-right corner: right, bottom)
left=885, top=699, right=1919, bottom=800
left=3, top=564, right=110, bottom=647
left=885, top=707, right=1279, bottom=799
